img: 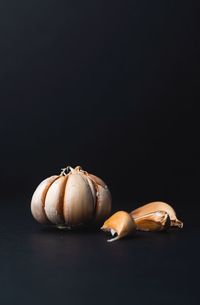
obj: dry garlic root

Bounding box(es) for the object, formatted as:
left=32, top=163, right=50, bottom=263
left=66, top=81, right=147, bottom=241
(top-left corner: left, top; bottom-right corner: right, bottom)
left=134, top=210, right=171, bottom=232
left=101, top=211, right=136, bottom=242
left=130, top=201, right=183, bottom=228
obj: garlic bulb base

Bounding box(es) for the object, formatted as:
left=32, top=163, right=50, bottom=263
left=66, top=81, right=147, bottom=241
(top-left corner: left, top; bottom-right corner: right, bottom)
left=56, top=225, right=72, bottom=230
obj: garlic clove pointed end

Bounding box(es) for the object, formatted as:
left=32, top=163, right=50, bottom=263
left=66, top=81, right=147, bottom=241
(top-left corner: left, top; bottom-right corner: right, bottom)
left=107, top=235, right=121, bottom=242
left=101, top=211, right=136, bottom=242
left=171, top=219, right=183, bottom=228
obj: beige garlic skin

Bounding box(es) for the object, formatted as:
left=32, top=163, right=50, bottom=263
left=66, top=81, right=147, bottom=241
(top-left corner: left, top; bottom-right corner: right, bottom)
left=101, top=211, right=136, bottom=242
left=130, top=201, right=183, bottom=228
left=31, top=166, right=112, bottom=228
left=134, top=210, right=171, bottom=232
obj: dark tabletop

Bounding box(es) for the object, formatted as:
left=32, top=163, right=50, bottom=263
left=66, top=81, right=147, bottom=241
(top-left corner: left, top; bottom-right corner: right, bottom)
left=0, top=200, right=199, bottom=305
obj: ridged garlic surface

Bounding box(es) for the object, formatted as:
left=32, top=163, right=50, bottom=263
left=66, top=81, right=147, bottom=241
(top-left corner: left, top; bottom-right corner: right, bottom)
left=31, top=166, right=112, bottom=228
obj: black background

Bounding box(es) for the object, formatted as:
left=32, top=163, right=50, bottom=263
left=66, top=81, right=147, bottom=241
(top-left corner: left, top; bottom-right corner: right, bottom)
left=0, top=1, right=199, bottom=305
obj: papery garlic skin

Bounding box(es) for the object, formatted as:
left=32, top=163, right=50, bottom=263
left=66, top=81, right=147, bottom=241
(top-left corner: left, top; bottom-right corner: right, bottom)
left=133, top=210, right=171, bottom=231
left=130, top=201, right=183, bottom=228
left=31, top=166, right=112, bottom=228
left=101, top=211, right=136, bottom=242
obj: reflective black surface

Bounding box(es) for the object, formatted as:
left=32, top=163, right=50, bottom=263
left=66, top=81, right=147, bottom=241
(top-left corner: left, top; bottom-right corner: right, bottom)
left=0, top=201, right=199, bottom=305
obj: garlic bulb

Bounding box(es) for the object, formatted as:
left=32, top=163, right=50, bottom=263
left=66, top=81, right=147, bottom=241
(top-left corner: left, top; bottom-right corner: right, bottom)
left=31, top=166, right=112, bottom=228
left=130, top=201, right=183, bottom=228
left=101, top=211, right=136, bottom=242
left=133, top=210, right=171, bottom=231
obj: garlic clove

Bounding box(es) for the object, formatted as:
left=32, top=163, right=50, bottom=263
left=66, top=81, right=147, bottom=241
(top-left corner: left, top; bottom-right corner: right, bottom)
left=31, top=175, right=59, bottom=224
left=63, top=173, right=94, bottom=226
left=83, top=175, right=97, bottom=209
left=93, top=184, right=112, bottom=224
left=88, top=173, right=107, bottom=188
left=133, top=210, right=171, bottom=231
left=101, top=211, right=136, bottom=242
left=44, top=176, right=68, bottom=224
left=130, top=201, right=183, bottom=228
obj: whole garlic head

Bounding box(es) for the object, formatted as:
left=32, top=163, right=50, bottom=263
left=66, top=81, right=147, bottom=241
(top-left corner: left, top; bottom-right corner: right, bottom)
left=31, top=166, right=112, bottom=228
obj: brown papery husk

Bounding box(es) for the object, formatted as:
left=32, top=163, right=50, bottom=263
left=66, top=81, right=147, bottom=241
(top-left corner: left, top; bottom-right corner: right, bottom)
left=101, top=211, right=136, bottom=242
left=130, top=201, right=183, bottom=228
left=133, top=210, right=171, bottom=232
